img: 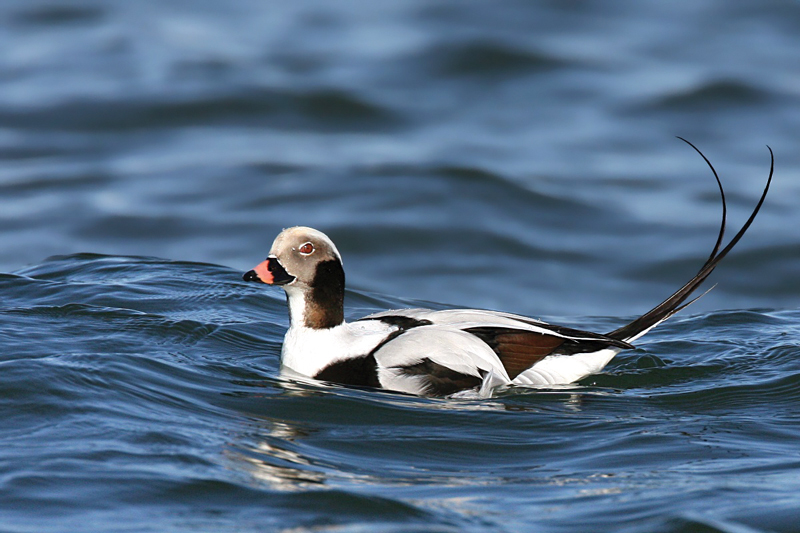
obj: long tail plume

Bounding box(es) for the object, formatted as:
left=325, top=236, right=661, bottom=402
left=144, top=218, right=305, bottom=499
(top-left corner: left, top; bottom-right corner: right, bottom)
left=607, top=139, right=773, bottom=343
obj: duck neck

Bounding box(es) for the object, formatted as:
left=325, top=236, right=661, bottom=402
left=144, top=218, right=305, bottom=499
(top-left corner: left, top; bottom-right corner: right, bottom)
left=285, top=259, right=345, bottom=330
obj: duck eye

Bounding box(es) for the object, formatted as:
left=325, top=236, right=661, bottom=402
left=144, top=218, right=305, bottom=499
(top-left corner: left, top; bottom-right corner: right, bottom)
left=299, top=242, right=314, bottom=255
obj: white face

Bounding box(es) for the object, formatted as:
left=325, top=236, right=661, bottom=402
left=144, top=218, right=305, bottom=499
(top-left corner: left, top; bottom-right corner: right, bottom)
left=269, top=226, right=343, bottom=287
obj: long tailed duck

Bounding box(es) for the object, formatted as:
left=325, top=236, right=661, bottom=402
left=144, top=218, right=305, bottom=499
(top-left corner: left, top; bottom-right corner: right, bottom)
left=244, top=142, right=773, bottom=397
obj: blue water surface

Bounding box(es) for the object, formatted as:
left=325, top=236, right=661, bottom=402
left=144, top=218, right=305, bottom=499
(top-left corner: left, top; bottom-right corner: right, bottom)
left=1, top=1, right=799, bottom=532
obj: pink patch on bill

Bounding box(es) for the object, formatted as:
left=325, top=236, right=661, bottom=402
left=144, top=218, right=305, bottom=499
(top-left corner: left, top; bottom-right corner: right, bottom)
left=253, top=260, right=274, bottom=284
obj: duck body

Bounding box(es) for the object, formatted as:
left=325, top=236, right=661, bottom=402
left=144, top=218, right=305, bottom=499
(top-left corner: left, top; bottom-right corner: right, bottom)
left=281, top=307, right=627, bottom=397
left=244, top=143, right=773, bottom=397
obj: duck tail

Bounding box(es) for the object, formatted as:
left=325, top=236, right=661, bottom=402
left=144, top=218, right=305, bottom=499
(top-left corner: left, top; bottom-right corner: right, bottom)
left=607, top=139, right=773, bottom=344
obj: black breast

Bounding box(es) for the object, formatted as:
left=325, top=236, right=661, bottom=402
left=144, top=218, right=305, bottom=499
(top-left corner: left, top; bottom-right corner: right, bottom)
left=313, top=315, right=433, bottom=390
left=314, top=354, right=381, bottom=388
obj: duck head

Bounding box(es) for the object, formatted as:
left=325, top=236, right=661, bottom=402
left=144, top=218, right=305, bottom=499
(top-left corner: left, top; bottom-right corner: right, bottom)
left=244, top=226, right=345, bottom=329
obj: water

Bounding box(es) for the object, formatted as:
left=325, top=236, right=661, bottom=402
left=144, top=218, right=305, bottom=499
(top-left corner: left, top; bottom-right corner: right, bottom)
left=1, top=1, right=800, bottom=532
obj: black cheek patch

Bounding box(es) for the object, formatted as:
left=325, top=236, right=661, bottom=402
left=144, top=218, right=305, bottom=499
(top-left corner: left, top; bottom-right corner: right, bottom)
left=305, top=259, right=345, bottom=329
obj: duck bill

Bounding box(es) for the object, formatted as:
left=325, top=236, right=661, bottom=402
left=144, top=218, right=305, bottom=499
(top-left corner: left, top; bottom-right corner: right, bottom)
left=243, top=257, right=296, bottom=285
